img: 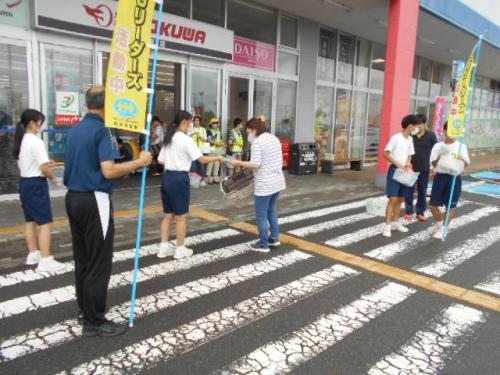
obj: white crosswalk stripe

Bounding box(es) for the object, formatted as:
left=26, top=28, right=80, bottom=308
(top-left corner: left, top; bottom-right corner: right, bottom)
left=367, top=305, right=485, bottom=375
left=365, top=206, right=498, bottom=261
left=0, top=240, right=256, bottom=319
left=279, top=199, right=369, bottom=225
left=0, top=229, right=241, bottom=288
left=0, top=251, right=311, bottom=362
left=475, top=269, right=500, bottom=296
left=414, top=225, right=500, bottom=277
left=214, top=282, right=415, bottom=375
left=288, top=212, right=372, bottom=237
left=55, top=265, right=360, bottom=375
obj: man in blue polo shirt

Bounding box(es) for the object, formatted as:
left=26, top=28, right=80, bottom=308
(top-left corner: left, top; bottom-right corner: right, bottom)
left=64, top=86, right=152, bottom=337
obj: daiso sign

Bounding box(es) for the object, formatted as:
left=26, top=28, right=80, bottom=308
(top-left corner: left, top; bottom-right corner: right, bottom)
left=233, top=36, right=276, bottom=71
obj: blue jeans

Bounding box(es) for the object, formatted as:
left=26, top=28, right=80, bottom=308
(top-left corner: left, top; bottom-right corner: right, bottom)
left=254, top=192, right=280, bottom=248
left=405, top=171, right=429, bottom=215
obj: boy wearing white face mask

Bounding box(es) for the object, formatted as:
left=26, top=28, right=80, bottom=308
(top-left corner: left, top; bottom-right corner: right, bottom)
left=382, top=114, right=419, bottom=238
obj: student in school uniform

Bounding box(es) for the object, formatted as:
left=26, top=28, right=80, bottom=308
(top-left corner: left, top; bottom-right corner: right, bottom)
left=157, top=111, right=225, bottom=259
left=382, top=114, right=420, bottom=238
left=429, top=121, right=470, bottom=239
left=13, top=109, right=65, bottom=273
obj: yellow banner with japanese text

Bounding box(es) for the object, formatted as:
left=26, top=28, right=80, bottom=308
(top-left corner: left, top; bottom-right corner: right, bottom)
left=105, top=0, right=155, bottom=133
left=447, top=46, right=477, bottom=138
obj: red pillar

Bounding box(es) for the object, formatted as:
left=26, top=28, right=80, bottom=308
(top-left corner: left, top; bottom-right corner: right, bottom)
left=376, top=0, right=419, bottom=184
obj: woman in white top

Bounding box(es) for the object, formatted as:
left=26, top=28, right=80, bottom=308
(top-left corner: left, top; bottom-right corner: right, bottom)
left=157, top=111, right=225, bottom=259
left=13, top=109, right=65, bottom=272
left=232, top=117, right=286, bottom=252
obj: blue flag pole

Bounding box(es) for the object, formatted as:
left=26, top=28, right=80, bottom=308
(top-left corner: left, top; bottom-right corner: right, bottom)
left=442, top=36, right=483, bottom=241
left=129, top=0, right=165, bottom=328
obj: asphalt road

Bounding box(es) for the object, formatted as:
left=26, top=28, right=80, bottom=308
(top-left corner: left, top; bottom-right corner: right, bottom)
left=0, top=187, right=499, bottom=374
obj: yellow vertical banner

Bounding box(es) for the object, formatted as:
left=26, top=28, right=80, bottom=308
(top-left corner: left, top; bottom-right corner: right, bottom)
left=105, top=0, right=156, bottom=133
left=447, top=46, right=477, bottom=138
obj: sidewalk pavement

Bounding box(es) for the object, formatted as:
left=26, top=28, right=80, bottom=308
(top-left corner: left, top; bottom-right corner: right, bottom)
left=0, top=154, right=498, bottom=268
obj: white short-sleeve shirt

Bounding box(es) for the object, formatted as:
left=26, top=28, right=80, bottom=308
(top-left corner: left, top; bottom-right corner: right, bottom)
left=250, top=133, right=286, bottom=196
left=384, top=132, right=415, bottom=166
left=158, top=131, right=202, bottom=172
left=17, top=133, right=50, bottom=178
left=430, top=141, right=470, bottom=174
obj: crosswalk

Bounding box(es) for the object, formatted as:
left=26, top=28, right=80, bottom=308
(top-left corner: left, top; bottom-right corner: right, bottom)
left=1, top=195, right=499, bottom=374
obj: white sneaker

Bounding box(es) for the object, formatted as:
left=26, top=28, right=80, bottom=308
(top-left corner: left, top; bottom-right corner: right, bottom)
left=26, top=250, right=41, bottom=265
left=174, top=246, right=193, bottom=259
left=433, top=228, right=444, bottom=240
left=157, top=242, right=175, bottom=258
left=382, top=224, right=392, bottom=238
left=36, top=256, right=66, bottom=273
left=391, top=222, right=409, bottom=233
left=200, top=181, right=207, bottom=187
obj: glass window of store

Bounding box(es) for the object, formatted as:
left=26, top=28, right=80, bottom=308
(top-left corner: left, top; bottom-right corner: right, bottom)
left=317, top=29, right=337, bottom=82
left=42, top=45, right=93, bottom=161
left=430, top=62, right=444, bottom=98
left=417, top=58, right=431, bottom=97
left=354, top=38, right=370, bottom=88
left=0, top=42, right=30, bottom=192
left=315, top=87, right=334, bottom=157
left=411, top=56, right=419, bottom=95
left=370, top=43, right=386, bottom=90
left=350, top=92, right=368, bottom=159
left=166, top=0, right=191, bottom=18
left=365, top=94, right=382, bottom=158
left=253, top=80, right=273, bottom=126
left=276, top=80, right=296, bottom=142
left=228, top=0, right=276, bottom=45
left=192, top=0, right=225, bottom=26
left=278, top=15, right=299, bottom=76
left=337, top=34, right=355, bottom=85
left=334, top=89, right=351, bottom=160
left=191, top=68, right=219, bottom=123
left=415, top=100, right=429, bottom=117
left=280, top=14, right=298, bottom=49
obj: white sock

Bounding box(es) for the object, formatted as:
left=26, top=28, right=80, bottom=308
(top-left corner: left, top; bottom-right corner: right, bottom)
left=160, top=242, right=171, bottom=251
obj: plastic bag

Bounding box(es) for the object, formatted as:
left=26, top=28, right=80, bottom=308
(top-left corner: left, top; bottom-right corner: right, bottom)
left=436, top=155, right=464, bottom=176
left=189, top=172, right=202, bottom=188
left=393, top=168, right=420, bottom=187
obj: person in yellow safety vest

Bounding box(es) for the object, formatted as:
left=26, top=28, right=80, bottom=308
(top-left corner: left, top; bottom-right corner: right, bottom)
left=190, top=115, right=210, bottom=187
left=206, top=117, right=225, bottom=184
left=227, top=117, right=244, bottom=175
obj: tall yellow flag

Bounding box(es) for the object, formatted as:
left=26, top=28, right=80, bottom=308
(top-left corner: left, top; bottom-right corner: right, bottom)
left=105, top=0, right=156, bottom=133
left=447, top=45, right=478, bottom=138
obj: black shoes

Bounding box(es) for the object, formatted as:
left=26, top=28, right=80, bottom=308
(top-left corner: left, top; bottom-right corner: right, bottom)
left=82, top=320, right=128, bottom=337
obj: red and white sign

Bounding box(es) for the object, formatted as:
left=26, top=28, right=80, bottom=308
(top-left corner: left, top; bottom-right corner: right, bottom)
left=432, top=96, right=447, bottom=141
left=233, top=36, right=276, bottom=72
left=35, top=0, right=234, bottom=61
left=55, top=91, right=81, bottom=125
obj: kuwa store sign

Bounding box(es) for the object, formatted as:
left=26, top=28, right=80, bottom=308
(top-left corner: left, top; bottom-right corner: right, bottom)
left=34, top=0, right=234, bottom=61
left=233, top=36, right=276, bottom=71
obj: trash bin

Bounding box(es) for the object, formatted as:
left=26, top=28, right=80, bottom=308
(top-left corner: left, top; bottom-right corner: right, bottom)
left=289, top=143, right=319, bottom=175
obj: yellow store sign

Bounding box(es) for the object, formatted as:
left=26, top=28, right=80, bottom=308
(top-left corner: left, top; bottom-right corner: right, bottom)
left=105, top=0, right=156, bottom=133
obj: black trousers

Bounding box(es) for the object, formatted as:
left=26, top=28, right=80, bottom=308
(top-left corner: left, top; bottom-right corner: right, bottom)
left=65, top=191, right=114, bottom=326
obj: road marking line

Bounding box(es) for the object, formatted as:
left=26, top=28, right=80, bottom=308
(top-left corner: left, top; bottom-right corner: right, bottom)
left=364, top=206, right=498, bottom=261
left=367, top=304, right=485, bottom=375
left=231, top=222, right=500, bottom=312
left=214, top=282, right=415, bottom=375
left=0, top=229, right=240, bottom=288
left=0, top=205, right=227, bottom=236
left=414, top=225, right=500, bottom=277
left=0, top=239, right=259, bottom=319
left=54, top=264, right=359, bottom=374
left=279, top=199, right=371, bottom=225
left=476, top=269, right=500, bottom=296
left=0, top=251, right=312, bottom=362
left=288, top=212, right=373, bottom=237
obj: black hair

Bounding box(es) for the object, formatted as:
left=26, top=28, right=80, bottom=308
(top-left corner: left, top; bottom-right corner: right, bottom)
left=416, top=113, right=427, bottom=125
left=152, top=116, right=161, bottom=123
left=443, top=121, right=448, bottom=131
left=85, top=87, right=105, bottom=110
left=117, top=137, right=124, bottom=145
left=401, top=114, right=419, bottom=129
left=164, top=110, right=192, bottom=146
left=12, top=109, right=45, bottom=160
left=233, top=118, right=242, bottom=127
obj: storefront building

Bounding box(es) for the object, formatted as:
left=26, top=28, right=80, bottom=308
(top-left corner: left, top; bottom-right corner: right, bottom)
left=0, top=0, right=499, bottom=193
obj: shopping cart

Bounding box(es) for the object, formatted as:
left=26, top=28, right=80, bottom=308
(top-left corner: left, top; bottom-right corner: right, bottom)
left=220, top=167, right=254, bottom=207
